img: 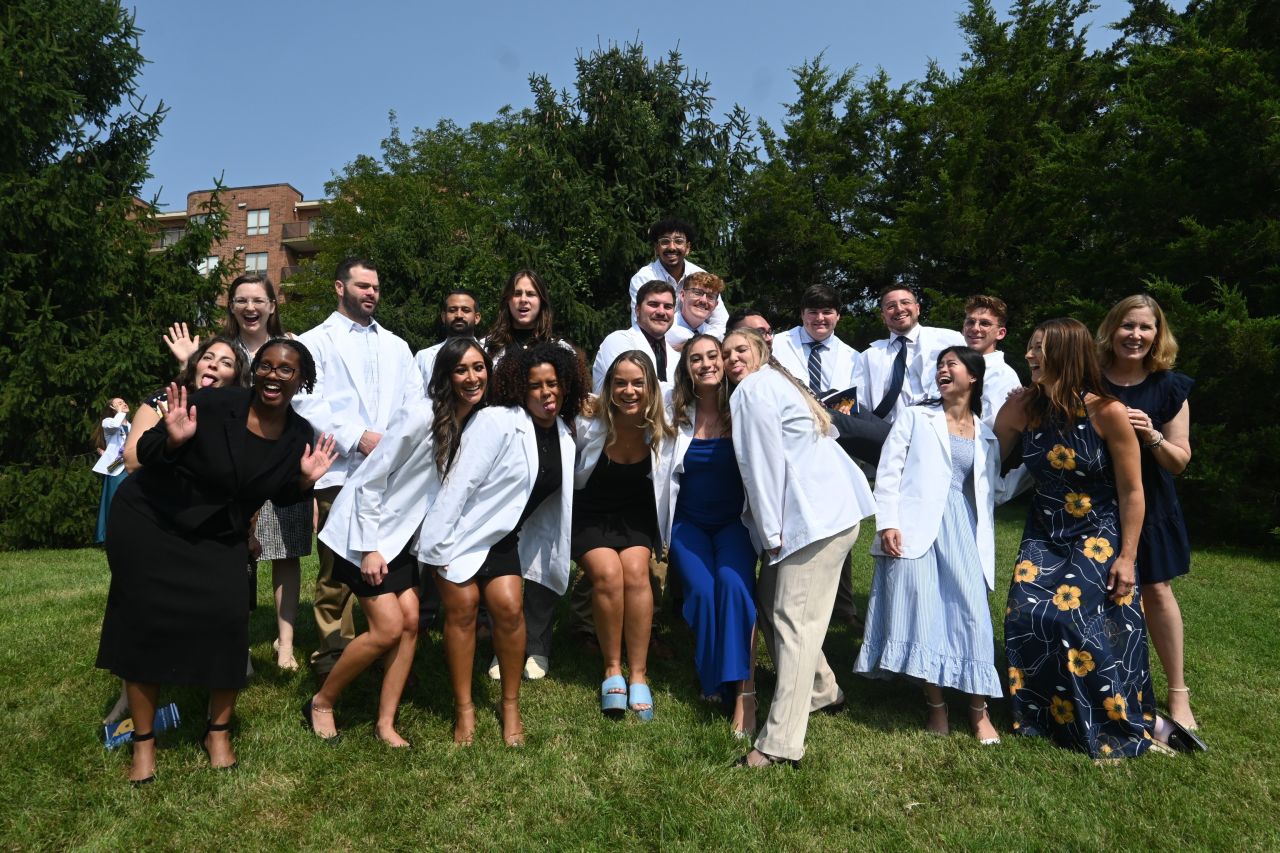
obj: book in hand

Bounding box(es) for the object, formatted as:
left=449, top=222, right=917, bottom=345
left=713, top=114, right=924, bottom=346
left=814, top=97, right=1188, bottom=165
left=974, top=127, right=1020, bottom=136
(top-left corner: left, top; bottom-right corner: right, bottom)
left=819, top=386, right=858, bottom=415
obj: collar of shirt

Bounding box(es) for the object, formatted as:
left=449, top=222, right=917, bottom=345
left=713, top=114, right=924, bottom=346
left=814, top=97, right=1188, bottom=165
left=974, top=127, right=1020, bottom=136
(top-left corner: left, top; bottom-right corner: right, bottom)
left=797, top=327, right=832, bottom=349
left=345, top=317, right=381, bottom=335
left=889, top=325, right=920, bottom=349
left=984, top=349, right=1007, bottom=367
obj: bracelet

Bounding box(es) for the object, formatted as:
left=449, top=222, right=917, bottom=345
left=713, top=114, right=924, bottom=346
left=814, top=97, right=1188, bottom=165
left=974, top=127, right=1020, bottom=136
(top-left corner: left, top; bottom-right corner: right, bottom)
left=1147, top=430, right=1165, bottom=449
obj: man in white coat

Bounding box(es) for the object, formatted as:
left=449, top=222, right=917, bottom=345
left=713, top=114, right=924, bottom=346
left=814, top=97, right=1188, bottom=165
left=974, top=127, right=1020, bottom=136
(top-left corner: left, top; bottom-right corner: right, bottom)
left=628, top=217, right=727, bottom=347
left=960, top=294, right=1021, bottom=428
left=858, top=285, right=966, bottom=424
left=414, top=288, right=483, bottom=388
left=593, top=280, right=680, bottom=393
left=293, top=257, right=426, bottom=678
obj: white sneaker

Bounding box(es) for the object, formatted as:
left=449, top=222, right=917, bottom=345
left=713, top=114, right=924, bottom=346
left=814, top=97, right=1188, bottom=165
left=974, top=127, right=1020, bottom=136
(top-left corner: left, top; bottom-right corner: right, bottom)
left=523, top=655, right=549, bottom=680
left=487, top=656, right=501, bottom=680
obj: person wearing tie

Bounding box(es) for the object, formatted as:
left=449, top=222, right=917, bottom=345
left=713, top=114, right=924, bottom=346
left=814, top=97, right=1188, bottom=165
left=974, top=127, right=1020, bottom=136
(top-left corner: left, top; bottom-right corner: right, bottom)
left=858, top=285, right=965, bottom=425
left=592, top=280, right=680, bottom=393
left=292, top=258, right=426, bottom=681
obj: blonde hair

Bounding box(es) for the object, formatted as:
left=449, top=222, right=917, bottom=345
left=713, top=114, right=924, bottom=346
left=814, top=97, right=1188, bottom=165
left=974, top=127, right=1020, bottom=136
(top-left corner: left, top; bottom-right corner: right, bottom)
left=723, top=329, right=832, bottom=437
left=1096, top=293, right=1178, bottom=373
left=593, top=351, right=674, bottom=450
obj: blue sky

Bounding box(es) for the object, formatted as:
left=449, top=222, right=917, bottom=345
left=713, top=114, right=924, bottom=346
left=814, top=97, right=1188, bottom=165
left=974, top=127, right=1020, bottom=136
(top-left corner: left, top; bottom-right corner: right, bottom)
left=130, top=0, right=1145, bottom=209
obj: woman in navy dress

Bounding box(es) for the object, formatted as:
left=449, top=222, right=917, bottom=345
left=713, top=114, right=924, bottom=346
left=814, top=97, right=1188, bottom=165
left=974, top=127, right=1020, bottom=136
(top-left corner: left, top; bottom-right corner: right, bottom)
left=1098, top=294, right=1200, bottom=733
left=664, top=333, right=759, bottom=736
left=993, top=319, right=1154, bottom=758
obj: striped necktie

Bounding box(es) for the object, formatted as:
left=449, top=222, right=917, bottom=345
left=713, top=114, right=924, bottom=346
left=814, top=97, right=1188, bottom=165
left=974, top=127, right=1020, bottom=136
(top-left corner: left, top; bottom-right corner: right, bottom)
left=807, top=341, right=825, bottom=394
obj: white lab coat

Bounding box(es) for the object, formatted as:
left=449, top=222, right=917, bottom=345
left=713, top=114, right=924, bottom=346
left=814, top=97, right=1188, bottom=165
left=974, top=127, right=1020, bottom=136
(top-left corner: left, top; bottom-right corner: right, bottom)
left=417, top=406, right=574, bottom=593
left=628, top=257, right=727, bottom=346
left=730, top=366, right=876, bottom=561
left=870, top=405, right=1000, bottom=590
left=591, top=324, right=680, bottom=393
left=317, top=400, right=443, bottom=566
left=573, top=414, right=673, bottom=550
left=292, top=311, right=425, bottom=489
left=91, top=411, right=129, bottom=475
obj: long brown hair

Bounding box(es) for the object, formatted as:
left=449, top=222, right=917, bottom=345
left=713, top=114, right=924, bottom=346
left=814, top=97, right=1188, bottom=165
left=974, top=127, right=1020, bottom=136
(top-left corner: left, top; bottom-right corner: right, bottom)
left=428, top=338, right=491, bottom=477
left=485, top=269, right=555, bottom=359
left=671, top=333, right=730, bottom=436
left=220, top=273, right=285, bottom=339
left=1023, top=317, right=1114, bottom=429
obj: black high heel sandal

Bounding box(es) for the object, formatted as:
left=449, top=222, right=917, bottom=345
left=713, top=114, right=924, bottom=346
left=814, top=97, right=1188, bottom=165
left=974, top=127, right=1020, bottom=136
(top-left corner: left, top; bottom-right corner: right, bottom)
left=201, top=721, right=239, bottom=770
left=129, top=731, right=156, bottom=787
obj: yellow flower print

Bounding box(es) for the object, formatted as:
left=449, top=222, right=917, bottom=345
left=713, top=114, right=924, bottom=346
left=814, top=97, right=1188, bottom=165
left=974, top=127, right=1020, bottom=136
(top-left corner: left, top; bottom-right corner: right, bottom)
left=1013, top=560, right=1039, bottom=583
left=1099, top=742, right=1114, bottom=756
left=1104, top=694, right=1127, bottom=721
left=1052, top=585, right=1083, bottom=611
left=1047, top=444, right=1077, bottom=470
left=1067, top=648, right=1095, bottom=677
left=1064, top=492, right=1092, bottom=518
left=1113, top=589, right=1135, bottom=606
left=1051, top=696, right=1075, bottom=725
left=1083, top=537, right=1114, bottom=563
left=1008, top=667, right=1024, bottom=694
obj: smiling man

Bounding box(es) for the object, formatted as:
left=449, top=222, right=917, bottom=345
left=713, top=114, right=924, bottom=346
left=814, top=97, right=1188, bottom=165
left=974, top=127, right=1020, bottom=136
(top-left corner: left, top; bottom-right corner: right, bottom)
left=628, top=217, right=728, bottom=346
left=961, top=294, right=1021, bottom=428
left=292, top=257, right=425, bottom=679
left=593, top=279, right=680, bottom=392
left=858, top=285, right=965, bottom=424
left=414, top=289, right=483, bottom=387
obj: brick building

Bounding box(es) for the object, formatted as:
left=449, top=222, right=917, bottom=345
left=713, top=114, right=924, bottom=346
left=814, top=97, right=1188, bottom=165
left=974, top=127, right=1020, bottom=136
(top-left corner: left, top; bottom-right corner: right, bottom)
left=150, top=183, right=324, bottom=287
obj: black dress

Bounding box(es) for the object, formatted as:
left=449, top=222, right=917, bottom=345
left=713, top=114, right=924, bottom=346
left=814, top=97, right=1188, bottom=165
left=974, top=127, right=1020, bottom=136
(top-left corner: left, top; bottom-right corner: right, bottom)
left=1106, top=370, right=1195, bottom=584
left=476, top=421, right=563, bottom=578
left=96, top=387, right=315, bottom=690
left=571, top=452, right=659, bottom=558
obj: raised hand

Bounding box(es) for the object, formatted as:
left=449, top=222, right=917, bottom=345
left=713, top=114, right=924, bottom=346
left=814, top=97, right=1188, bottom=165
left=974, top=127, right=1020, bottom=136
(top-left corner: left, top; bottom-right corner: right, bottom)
left=162, top=382, right=198, bottom=448
left=163, top=322, right=200, bottom=365
left=300, top=433, right=338, bottom=486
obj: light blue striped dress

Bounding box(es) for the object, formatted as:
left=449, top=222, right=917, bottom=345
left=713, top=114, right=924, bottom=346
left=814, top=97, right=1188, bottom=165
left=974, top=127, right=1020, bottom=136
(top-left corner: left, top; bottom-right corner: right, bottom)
left=854, top=434, right=1001, bottom=697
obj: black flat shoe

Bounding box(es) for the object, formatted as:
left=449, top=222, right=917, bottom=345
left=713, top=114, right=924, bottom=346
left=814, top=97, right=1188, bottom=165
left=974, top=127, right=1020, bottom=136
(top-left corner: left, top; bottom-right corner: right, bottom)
left=201, top=721, right=238, bottom=770
left=1162, top=716, right=1209, bottom=753
left=816, top=698, right=846, bottom=716
left=129, top=730, right=156, bottom=787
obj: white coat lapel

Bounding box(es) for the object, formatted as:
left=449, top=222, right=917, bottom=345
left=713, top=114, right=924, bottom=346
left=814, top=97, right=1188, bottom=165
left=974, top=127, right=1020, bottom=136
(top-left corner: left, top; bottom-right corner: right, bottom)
left=927, top=406, right=951, bottom=464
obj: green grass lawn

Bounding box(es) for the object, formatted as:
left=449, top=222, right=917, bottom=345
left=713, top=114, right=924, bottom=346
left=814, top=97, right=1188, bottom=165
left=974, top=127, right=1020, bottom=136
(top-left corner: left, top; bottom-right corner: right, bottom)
left=1, top=504, right=1277, bottom=850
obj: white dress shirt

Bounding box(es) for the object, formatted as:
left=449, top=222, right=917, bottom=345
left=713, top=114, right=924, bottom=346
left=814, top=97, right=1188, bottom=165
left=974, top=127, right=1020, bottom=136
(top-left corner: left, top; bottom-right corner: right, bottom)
left=772, top=327, right=864, bottom=396
left=870, top=405, right=1000, bottom=590
left=592, top=323, right=680, bottom=394
left=292, top=311, right=425, bottom=489
left=628, top=258, right=727, bottom=346
left=979, top=350, right=1022, bottom=429
left=858, top=324, right=966, bottom=423
left=730, top=365, right=876, bottom=561
left=416, top=406, right=575, bottom=593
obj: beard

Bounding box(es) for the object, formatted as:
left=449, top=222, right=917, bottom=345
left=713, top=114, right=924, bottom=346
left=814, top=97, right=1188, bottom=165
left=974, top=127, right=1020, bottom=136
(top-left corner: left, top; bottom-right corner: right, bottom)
left=341, top=287, right=377, bottom=321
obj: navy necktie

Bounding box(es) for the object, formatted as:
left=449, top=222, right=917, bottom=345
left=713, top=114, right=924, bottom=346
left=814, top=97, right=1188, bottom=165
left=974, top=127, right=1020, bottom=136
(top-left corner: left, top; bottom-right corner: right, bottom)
left=807, top=341, right=825, bottom=394
left=874, top=336, right=908, bottom=419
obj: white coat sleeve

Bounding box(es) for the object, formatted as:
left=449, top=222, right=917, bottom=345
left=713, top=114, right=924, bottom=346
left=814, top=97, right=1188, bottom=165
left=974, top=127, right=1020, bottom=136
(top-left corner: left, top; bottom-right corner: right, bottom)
left=873, top=409, right=915, bottom=532
left=350, top=402, right=433, bottom=553
left=291, top=332, right=366, bottom=454
left=416, top=413, right=507, bottom=565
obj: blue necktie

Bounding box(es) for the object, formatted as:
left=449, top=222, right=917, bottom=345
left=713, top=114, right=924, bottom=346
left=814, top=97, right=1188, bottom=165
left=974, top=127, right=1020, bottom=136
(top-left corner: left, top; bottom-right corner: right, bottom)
left=874, top=336, right=908, bottom=419
left=807, top=342, right=825, bottom=394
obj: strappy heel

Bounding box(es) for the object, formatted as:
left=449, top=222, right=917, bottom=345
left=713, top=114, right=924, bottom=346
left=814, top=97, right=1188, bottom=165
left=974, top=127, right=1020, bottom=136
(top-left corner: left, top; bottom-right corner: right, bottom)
left=500, top=698, right=525, bottom=747
left=129, top=730, right=156, bottom=787
left=732, top=690, right=757, bottom=740
left=453, top=702, right=476, bottom=746
left=925, top=700, right=949, bottom=737
left=201, top=721, right=238, bottom=770
left=968, top=703, right=1001, bottom=745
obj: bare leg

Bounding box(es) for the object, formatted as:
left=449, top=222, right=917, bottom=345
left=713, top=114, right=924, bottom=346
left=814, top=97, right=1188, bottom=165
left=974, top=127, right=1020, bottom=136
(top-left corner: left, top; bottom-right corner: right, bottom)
left=204, top=688, right=238, bottom=768
left=307, top=593, right=406, bottom=739
left=582, top=549, right=626, bottom=681
left=968, top=695, right=999, bottom=743
left=482, top=574, right=526, bottom=746
left=619, top=546, right=654, bottom=709
left=1143, top=581, right=1198, bottom=729
left=373, top=588, right=419, bottom=747
left=272, top=557, right=301, bottom=669
left=924, top=684, right=949, bottom=735
left=124, top=681, right=159, bottom=782
left=435, top=573, right=480, bottom=744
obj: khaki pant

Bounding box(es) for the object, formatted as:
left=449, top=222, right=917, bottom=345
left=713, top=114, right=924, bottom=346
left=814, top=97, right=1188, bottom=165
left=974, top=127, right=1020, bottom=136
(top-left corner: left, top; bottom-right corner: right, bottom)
left=308, top=486, right=355, bottom=675
left=754, top=523, right=860, bottom=762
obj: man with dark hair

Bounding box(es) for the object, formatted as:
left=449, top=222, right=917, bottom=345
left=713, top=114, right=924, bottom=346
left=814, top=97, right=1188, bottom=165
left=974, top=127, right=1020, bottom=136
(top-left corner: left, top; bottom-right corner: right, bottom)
left=961, top=294, right=1020, bottom=428
left=414, top=288, right=483, bottom=386
left=293, top=257, right=425, bottom=679
left=858, top=284, right=965, bottom=424
left=727, top=307, right=774, bottom=350
left=628, top=217, right=728, bottom=345
left=772, top=285, right=863, bottom=396
left=593, top=279, right=679, bottom=392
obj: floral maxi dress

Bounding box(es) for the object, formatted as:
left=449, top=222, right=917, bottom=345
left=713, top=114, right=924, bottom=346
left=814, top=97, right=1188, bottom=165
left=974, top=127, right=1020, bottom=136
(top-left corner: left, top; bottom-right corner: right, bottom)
left=1004, top=409, right=1155, bottom=758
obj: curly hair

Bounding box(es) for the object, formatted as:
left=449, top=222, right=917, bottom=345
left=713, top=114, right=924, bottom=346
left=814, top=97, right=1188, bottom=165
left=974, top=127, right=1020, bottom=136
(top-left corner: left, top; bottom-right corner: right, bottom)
left=250, top=337, right=318, bottom=394
left=176, top=336, right=249, bottom=390
left=1096, top=294, right=1178, bottom=374
left=490, top=341, right=586, bottom=427
left=590, top=351, right=674, bottom=451
left=670, top=333, right=731, bottom=436
left=428, top=338, right=491, bottom=476
left=1024, top=318, right=1114, bottom=429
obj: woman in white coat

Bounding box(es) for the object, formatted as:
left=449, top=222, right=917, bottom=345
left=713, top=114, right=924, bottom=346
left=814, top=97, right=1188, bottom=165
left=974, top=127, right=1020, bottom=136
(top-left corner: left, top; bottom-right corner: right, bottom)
left=418, top=342, right=584, bottom=746
left=722, top=328, right=877, bottom=768
left=574, top=351, right=673, bottom=720
left=854, top=345, right=1003, bottom=744
left=307, top=338, right=490, bottom=747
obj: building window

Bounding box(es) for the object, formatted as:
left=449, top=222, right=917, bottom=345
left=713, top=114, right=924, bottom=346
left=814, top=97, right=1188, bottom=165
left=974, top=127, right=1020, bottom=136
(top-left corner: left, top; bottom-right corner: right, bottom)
left=247, top=208, right=269, bottom=236
left=245, top=252, right=268, bottom=274
left=197, top=256, right=219, bottom=276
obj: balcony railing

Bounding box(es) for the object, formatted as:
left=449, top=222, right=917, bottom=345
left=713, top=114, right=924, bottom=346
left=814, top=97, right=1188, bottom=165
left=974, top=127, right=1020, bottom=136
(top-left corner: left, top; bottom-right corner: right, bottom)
left=281, top=220, right=318, bottom=239
left=280, top=266, right=303, bottom=281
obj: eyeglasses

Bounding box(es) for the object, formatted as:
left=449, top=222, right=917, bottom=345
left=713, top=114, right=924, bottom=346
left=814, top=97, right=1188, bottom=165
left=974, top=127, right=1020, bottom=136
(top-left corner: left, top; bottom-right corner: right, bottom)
left=233, top=297, right=270, bottom=308
left=882, top=298, right=917, bottom=311
left=254, top=362, right=296, bottom=379
left=657, top=237, right=688, bottom=248
left=684, top=287, right=719, bottom=304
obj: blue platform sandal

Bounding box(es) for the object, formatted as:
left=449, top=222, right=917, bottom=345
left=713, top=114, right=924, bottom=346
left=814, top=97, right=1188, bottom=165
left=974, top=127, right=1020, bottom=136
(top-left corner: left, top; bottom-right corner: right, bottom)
left=628, top=682, right=655, bottom=722
left=601, top=675, right=627, bottom=719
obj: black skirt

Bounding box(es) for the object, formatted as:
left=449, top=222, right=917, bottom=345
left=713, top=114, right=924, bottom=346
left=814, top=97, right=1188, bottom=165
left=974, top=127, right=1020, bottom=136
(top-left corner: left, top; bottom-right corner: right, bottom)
left=332, top=547, right=420, bottom=598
